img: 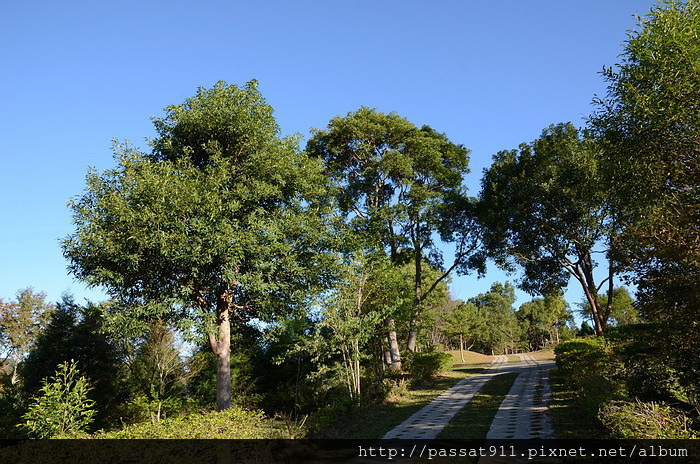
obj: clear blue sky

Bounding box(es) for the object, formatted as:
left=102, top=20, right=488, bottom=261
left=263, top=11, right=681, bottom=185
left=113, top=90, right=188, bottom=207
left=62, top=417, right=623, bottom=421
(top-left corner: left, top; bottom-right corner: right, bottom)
left=1, top=0, right=656, bottom=312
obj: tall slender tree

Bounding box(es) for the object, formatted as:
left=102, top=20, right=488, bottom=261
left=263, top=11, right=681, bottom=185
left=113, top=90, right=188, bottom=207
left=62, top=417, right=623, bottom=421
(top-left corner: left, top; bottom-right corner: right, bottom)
left=307, top=107, right=483, bottom=356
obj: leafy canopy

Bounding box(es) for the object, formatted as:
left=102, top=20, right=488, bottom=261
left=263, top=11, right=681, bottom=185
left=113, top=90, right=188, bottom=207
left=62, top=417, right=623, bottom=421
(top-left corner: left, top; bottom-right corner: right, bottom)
left=63, top=80, right=334, bottom=324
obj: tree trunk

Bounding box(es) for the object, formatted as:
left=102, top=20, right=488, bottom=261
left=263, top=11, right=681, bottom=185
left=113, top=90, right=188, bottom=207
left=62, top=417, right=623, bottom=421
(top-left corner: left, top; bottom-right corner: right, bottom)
left=11, top=364, right=20, bottom=385
left=385, top=318, right=402, bottom=370
left=209, top=292, right=232, bottom=411
left=353, top=340, right=361, bottom=398
left=407, top=246, right=423, bottom=352
left=459, top=333, right=465, bottom=363
left=406, top=327, right=418, bottom=353
left=573, top=248, right=608, bottom=335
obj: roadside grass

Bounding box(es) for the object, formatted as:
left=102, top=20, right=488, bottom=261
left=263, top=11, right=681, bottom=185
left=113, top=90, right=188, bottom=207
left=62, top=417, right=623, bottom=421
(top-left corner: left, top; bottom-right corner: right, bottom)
left=530, top=349, right=555, bottom=361
left=436, top=372, right=519, bottom=439
left=548, top=367, right=607, bottom=438
left=314, top=351, right=493, bottom=439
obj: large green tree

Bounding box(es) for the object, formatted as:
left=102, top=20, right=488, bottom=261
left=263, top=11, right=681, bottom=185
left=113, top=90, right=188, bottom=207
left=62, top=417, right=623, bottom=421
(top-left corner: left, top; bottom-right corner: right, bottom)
left=590, top=0, right=699, bottom=333
left=468, top=282, right=519, bottom=355
left=63, top=81, right=335, bottom=411
left=306, top=107, right=483, bottom=355
left=517, top=292, right=571, bottom=350
left=479, top=123, right=617, bottom=335
left=0, top=288, right=54, bottom=383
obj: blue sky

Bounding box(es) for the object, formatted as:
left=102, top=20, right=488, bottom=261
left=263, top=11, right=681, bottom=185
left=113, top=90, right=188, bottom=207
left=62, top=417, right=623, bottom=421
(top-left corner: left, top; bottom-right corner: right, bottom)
left=1, top=0, right=656, bottom=312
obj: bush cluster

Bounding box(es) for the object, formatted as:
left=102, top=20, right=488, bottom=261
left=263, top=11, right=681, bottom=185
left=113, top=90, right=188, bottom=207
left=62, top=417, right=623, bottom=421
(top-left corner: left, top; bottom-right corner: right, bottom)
left=554, top=337, right=626, bottom=410
left=403, top=351, right=452, bottom=384
left=599, top=400, right=693, bottom=439
left=555, top=324, right=697, bottom=439
left=94, top=406, right=285, bottom=439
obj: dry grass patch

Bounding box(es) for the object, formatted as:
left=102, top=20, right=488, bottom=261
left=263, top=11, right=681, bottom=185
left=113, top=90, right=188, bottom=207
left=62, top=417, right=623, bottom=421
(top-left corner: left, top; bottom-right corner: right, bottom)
left=530, top=349, right=555, bottom=361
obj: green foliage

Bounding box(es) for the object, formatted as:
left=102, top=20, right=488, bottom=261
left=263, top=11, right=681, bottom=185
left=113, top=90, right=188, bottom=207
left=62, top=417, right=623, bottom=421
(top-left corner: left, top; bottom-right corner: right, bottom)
left=63, top=80, right=337, bottom=410
left=467, top=282, right=521, bottom=354
left=591, top=0, right=700, bottom=348
left=19, top=295, right=123, bottom=428
left=0, top=288, right=55, bottom=367
left=150, top=80, right=280, bottom=169
left=517, top=291, right=572, bottom=350
left=605, top=323, right=699, bottom=409
left=479, top=123, right=617, bottom=334
left=403, top=351, right=452, bottom=384
left=20, top=360, right=96, bottom=438
left=121, top=320, right=189, bottom=423
left=307, top=107, right=484, bottom=353
left=599, top=400, right=694, bottom=439
left=442, top=301, right=482, bottom=348
left=593, top=1, right=700, bottom=256
left=308, top=256, right=389, bottom=402
left=578, top=287, right=638, bottom=327
left=554, top=338, right=626, bottom=410
left=556, top=323, right=700, bottom=438
left=0, top=370, right=28, bottom=438
left=95, top=406, right=282, bottom=439
left=187, top=347, right=262, bottom=411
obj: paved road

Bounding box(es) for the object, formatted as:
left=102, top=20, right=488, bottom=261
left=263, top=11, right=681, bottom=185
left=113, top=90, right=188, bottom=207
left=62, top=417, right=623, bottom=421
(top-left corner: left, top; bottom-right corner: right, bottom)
left=485, top=354, right=555, bottom=439
left=382, top=354, right=555, bottom=440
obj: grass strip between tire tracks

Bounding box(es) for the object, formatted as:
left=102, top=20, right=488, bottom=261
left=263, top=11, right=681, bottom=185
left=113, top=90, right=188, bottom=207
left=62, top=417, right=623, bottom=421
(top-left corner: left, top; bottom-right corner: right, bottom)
left=436, top=372, right=520, bottom=439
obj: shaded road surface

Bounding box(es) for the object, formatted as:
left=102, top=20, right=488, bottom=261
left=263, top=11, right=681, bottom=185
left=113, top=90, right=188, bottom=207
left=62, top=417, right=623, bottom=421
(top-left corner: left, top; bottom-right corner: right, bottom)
left=382, top=354, right=555, bottom=440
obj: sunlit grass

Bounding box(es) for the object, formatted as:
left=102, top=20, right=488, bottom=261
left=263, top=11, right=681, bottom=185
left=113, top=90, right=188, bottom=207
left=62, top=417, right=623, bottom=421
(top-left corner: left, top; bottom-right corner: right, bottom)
left=436, top=372, right=519, bottom=439
left=530, top=349, right=555, bottom=361
left=318, top=351, right=493, bottom=439
left=548, top=367, right=606, bottom=438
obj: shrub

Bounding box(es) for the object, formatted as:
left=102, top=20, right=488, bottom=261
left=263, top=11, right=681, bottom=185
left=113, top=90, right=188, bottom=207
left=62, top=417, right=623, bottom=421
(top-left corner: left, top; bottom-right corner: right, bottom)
left=19, top=360, right=96, bottom=438
left=599, top=399, right=695, bottom=439
left=96, top=406, right=284, bottom=438
left=606, top=324, right=698, bottom=409
left=554, top=338, right=626, bottom=409
left=403, top=351, right=452, bottom=384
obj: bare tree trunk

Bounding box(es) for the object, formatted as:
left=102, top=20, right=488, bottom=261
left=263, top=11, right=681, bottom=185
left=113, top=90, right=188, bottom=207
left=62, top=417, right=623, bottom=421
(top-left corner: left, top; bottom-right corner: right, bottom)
left=459, top=333, right=465, bottom=363
left=209, top=291, right=232, bottom=411
left=406, top=327, right=418, bottom=353
left=385, top=318, right=402, bottom=370
left=353, top=340, right=361, bottom=398
left=407, top=246, right=423, bottom=352
left=571, top=248, right=608, bottom=335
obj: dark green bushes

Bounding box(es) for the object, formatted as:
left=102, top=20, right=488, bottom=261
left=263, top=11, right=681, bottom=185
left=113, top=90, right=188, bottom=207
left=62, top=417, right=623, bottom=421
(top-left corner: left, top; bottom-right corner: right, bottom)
left=555, top=324, right=698, bottom=438
left=403, top=351, right=452, bottom=384
left=555, top=337, right=626, bottom=410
